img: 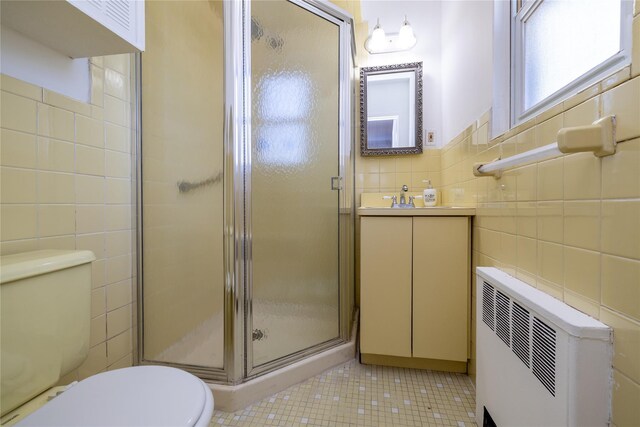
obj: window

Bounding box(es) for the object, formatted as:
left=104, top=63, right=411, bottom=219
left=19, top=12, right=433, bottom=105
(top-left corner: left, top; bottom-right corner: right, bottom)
left=492, top=0, right=633, bottom=135
left=367, top=116, right=399, bottom=148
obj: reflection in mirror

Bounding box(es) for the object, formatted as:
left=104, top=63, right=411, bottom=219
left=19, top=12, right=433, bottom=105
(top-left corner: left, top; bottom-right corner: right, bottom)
left=360, top=62, right=422, bottom=156
left=367, top=71, right=413, bottom=148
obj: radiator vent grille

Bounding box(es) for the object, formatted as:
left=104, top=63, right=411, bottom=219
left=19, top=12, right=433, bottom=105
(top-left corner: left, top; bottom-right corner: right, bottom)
left=511, top=302, right=531, bottom=368
left=106, top=0, right=131, bottom=30
left=532, top=317, right=557, bottom=397
left=496, top=291, right=511, bottom=347
left=481, top=281, right=558, bottom=397
left=482, top=282, right=495, bottom=331
left=87, top=0, right=102, bottom=9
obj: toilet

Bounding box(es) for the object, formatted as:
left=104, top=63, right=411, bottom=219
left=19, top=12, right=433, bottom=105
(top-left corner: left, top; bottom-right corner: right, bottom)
left=0, top=250, right=214, bottom=426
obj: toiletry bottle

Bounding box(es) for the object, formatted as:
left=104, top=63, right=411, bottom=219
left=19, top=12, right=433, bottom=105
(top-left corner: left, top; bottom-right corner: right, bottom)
left=422, top=180, right=437, bottom=207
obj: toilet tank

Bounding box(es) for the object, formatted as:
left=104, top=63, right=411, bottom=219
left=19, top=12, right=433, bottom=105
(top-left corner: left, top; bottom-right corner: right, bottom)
left=0, top=250, right=96, bottom=416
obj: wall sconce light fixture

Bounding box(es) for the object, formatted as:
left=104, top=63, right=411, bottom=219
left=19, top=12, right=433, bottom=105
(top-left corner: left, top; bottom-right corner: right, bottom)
left=365, top=16, right=417, bottom=54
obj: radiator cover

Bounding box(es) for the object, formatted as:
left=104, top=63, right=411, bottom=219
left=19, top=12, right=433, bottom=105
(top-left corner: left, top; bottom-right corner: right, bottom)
left=476, top=267, right=612, bottom=426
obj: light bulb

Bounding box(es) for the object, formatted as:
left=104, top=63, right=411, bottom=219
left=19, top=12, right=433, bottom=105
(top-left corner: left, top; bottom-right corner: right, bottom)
left=398, top=16, right=416, bottom=49
left=370, top=19, right=386, bottom=51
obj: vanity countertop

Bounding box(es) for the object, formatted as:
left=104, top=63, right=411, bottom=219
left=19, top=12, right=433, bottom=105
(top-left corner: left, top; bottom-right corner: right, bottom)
left=357, top=207, right=475, bottom=217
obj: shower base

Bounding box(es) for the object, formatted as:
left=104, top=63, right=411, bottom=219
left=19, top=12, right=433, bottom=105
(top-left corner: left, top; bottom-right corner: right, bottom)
left=155, top=311, right=224, bottom=367
left=155, top=300, right=340, bottom=368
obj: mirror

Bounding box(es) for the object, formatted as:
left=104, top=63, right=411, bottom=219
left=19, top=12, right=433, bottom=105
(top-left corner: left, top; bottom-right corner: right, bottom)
left=360, top=62, right=423, bottom=156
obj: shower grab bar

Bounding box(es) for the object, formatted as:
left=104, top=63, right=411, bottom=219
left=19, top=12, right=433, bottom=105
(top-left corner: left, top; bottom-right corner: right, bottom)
left=473, top=116, right=616, bottom=179
left=178, top=172, right=223, bottom=193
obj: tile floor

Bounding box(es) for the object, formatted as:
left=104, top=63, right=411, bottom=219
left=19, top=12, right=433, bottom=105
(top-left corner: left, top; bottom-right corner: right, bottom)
left=210, top=358, right=477, bottom=426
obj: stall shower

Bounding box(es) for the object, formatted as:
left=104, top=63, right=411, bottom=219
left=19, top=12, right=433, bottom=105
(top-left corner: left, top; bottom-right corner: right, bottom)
left=137, top=0, right=355, bottom=384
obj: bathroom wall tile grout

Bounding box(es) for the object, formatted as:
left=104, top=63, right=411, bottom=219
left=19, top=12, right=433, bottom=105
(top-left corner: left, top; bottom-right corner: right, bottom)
left=437, top=69, right=640, bottom=425
left=1, top=3, right=638, bottom=424
left=1, top=54, right=136, bottom=380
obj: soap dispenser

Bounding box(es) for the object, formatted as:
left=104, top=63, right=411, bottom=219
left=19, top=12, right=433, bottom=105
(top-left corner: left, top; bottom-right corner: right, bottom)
left=422, top=180, right=437, bottom=207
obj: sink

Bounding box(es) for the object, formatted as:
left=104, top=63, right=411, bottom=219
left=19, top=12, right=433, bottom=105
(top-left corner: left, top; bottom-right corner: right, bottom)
left=360, top=192, right=424, bottom=208
left=359, top=206, right=470, bottom=209
left=359, top=193, right=475, bottom=215
left=359, top=192, right=476, bottom=217
left=357, top=204, right=476, bottom=217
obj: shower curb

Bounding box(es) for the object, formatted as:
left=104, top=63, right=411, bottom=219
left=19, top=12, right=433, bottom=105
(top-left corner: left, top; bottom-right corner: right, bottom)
left=207, top=317, right=358, bottom=412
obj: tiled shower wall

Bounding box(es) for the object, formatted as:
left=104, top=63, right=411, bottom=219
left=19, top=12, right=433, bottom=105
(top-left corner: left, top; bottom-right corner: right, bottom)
left=0, top=54, right=136, bottom=380
left=440, top=12, right=640, bottom=424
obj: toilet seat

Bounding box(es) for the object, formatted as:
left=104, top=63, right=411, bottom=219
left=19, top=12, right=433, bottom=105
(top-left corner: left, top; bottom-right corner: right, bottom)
left=16, top=366, right=214, bottom=427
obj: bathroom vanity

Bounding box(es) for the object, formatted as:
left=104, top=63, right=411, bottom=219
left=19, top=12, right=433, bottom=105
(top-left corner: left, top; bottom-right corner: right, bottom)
left=358, top=205, right=475, bottom=373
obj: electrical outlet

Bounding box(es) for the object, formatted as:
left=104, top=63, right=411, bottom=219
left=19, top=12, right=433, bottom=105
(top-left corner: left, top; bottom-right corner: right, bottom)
left=426, top=130, right=435, bottom=145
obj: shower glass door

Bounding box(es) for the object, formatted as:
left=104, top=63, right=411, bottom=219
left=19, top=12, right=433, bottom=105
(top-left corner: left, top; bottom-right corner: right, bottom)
left=249, top=0, right=342, bottom=371
left=140, top=0, right=225, bottom=371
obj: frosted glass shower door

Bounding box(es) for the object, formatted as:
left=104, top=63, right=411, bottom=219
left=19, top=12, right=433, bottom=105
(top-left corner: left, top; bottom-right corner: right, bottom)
left=141, top=0, right=225, bottom=369
left=250, top=0, right=341, bottom=368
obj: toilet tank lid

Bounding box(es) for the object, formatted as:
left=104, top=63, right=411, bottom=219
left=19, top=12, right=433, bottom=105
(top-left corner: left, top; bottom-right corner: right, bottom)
left=1, top=250, right=96, bottom=284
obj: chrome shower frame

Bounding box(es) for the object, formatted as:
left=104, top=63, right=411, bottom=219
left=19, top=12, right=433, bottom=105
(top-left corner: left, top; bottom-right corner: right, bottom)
left=135, top=0, right=356, bottom=385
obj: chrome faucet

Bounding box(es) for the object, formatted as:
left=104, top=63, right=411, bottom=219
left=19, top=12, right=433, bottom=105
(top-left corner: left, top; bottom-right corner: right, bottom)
left=390, top=186, right=414, bottom=208
left=399, top=185, right=408, bottom=205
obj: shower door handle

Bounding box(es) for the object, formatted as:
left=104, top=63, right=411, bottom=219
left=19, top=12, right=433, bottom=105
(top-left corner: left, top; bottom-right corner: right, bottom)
left=331, top=176, right=342, bottom=191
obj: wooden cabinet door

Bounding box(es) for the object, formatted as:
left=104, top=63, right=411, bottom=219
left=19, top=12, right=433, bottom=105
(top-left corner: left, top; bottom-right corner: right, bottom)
left=360, top=217, right=412, bottom=357
left=412, top=217, right=469, bottom=361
